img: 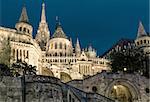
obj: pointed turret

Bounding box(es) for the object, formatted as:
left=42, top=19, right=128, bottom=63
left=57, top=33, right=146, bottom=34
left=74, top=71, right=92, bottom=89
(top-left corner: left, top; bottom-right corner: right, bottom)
left=87, top=45, right=96, bottom=58
left=137, top=21, right=147, bottom=38
left=15, top=6, right=33, bottom=37
left=41, top=2, right=46, bottom=23
left=52, top=16, right=67, bottom=38
left=70, top=38, right=73, bottom=46
left=35, top=2, right=50, bottom=51
left=19, top=6, right=29, bottom=23
left=75, top=38, right=81, bottom=57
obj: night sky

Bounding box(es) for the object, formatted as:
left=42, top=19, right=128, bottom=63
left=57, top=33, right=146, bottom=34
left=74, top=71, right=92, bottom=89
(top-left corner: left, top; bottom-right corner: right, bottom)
left=0, top=0, right=149, bottom=55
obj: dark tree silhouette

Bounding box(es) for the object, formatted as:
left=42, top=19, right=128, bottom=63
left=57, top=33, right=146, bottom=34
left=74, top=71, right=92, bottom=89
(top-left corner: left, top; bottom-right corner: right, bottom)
left=12, top=60, right=36, bottom=76
left=110, top=47, right=147, bottom=76
left=0, top=64, right=12, bottom=76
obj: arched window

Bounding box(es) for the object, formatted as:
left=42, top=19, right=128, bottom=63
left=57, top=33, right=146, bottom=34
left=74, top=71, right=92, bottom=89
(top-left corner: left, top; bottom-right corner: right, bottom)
left=60, top=52, right=62, bottom=57
left=64, top=44, right=66, bottom=50
left=16, top=49, right=19, bottom=60
left=50, top=43, right=53, bottom=49
left=19, top=27, right=22, bottom=31
left=140, top=40, right=143, bottom=44
left=26, top=51, right=29, bottom=58
left=144, top=40, right=146, bottom=44
left=55, top=43, right=57, bottom=49
left=55, top=59, right=57, bottom=62
left=92, top=86, right=97, bottom=93
left=60, top=43, right=62, bottom=49
left=55, top=53, right=57, bottom=56
left=23, top=50, right=25, bottom=58
left=23, top=28, right=26, bottom=32
left=27, top=29, right=30, bottom=33
left=20, top=50, right=22, bottom=60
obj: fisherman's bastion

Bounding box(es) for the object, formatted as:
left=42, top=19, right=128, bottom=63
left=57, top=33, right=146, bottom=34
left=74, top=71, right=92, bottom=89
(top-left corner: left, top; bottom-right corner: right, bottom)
left=0, top=1, right=149, bottom=102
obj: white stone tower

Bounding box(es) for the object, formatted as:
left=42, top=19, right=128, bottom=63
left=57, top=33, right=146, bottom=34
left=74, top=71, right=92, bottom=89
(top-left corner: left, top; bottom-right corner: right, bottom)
left=135, top=21, right=150, bottom=73
left=35, top=2, right=50, bottom=51
left=15, top=6, right=33, bottom=37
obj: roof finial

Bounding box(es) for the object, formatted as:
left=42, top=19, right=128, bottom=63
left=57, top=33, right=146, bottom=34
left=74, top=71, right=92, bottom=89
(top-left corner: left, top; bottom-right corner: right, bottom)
left=56, top=16, right=58, bottom=21
left=55, top=16, right=61, bottom=29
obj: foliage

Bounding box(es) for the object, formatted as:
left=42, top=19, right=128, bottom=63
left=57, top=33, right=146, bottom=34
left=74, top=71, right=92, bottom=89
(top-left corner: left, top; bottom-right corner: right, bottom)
left=0, top=37, right=11, bottom=66
left=0, top=64, right=13, bottom=76
left=11, top=60, right=36, bottom=76
left=110, top=46, right=147, bottom=75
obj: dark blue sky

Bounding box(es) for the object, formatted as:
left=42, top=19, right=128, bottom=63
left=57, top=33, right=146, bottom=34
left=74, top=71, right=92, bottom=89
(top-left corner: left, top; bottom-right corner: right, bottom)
left=0, top=0, right=149, bottom=55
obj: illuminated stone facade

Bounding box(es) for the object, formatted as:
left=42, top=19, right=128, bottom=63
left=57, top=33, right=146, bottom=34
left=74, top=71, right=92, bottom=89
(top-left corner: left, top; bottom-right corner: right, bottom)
left=68, top=71, right=150, bottom=102
left=0, top=2, right=110, bottom=82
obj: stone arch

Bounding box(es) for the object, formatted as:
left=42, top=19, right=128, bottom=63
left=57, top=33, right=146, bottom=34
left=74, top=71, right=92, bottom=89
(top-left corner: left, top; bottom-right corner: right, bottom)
left=41, top=67, right=54, bottom=77
left=105, top=79, right=141, bottom=102
left=60, top=72, right=72, bottom=83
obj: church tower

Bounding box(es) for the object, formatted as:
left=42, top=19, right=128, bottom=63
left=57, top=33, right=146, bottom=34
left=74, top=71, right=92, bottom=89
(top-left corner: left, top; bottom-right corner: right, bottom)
left=35, top=2, right=50, bottom=51
left=75, top=38, right=81, bottom=57
left=135, top=21, right=150, bottom=74
left=15, top=6, right=33, bottom=37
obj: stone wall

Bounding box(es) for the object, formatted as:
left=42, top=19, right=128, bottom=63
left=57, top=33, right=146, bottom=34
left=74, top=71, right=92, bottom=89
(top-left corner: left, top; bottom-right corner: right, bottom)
left=0, top=75, right=114, bottom=102
left=25, top=75, right=63, bottom=102
left=0, top=76, right=22, bottom=102
left=68, top=72, right=150, bottom=102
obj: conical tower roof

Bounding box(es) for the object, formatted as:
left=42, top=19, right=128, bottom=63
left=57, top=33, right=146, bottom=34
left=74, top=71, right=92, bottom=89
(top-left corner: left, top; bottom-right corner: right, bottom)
left=52, top=16, right=67, bottom=38
left=41, top=2, right=46, bottom=23
left=137, top=21, right=147, bottom=38
left=75, top=38, right=81, bottom=51
left=19, top=6, right=29, bottom=23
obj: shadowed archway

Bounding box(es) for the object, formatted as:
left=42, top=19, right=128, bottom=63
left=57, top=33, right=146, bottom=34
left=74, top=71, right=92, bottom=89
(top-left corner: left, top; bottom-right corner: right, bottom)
left=41, top=67, right=54, bottom=77
left=60, top=72, right=72, bottom=83
left=105, top=79, right=140, bottom=102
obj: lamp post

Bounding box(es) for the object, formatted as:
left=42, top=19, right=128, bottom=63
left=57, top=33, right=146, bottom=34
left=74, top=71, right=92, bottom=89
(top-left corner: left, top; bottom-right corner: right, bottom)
left=123, top=67, right=127, bottom=72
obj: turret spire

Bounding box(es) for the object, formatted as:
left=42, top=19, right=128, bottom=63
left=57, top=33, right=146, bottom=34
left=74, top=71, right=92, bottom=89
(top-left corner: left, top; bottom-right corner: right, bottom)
left=55, top=16, right=61, bottom=29
left=19, top=6, right=29, bottom=23
left=35, top=1, right=50, bottom=51
left=137, top=21, right=147, bottom=38
left=41, top=2, right=46, bottom=23
left=75, top=38, right=81, bottom=57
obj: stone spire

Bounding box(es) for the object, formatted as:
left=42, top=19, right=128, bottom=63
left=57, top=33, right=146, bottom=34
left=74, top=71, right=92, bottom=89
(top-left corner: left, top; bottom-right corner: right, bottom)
left=19, top=6, right=29, bottom=23
left=41, top=2, right=46, bottom=23
left=52, top=16, right=67, bottom=38
left=75, top=38, right=81, bottom=57
left=35, top=1, right=50, bottom=51
left=137, top=21, right=147, bottom=38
